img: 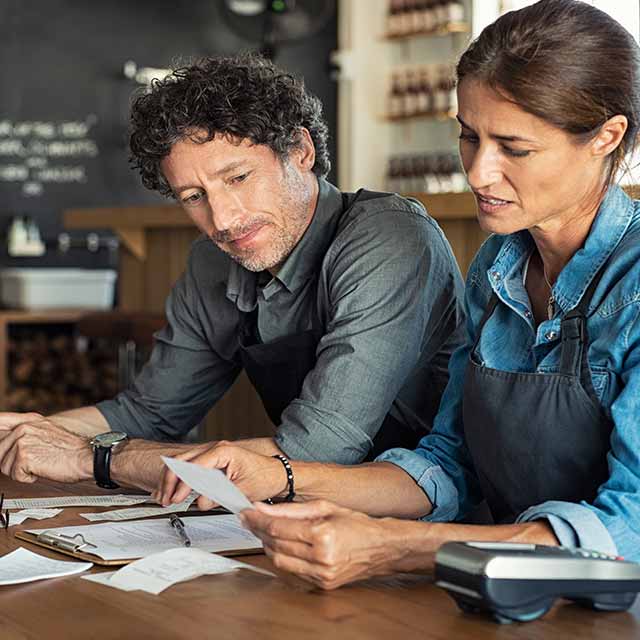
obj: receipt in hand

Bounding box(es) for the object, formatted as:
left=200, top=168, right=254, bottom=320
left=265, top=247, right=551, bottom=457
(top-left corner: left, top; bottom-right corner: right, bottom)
left=161, top=457, right=254, bottom=514
left=83, top=548, right=274, bottom=594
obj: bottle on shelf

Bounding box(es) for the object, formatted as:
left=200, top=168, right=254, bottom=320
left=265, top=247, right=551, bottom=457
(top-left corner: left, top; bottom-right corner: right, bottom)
left=387, top=0, right=405, bottom=36
left=385, top=152, right=469, bottom=195
left=387, top=64, right=457, bottom=119
left=416, top=66, right=432, bottom=115
left=388, top=72, right=407, bottom=118
left=446, top=0, right=465, bottom=24
left=403, top=69, right=420, bottom=116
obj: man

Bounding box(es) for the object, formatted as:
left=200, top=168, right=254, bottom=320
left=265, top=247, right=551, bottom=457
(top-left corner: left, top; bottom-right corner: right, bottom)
left=0, top=54, right=465, bottom=491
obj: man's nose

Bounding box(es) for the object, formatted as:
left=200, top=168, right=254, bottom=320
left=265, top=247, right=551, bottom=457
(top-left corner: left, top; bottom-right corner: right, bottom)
left=208, top=188, right=247, bottom=233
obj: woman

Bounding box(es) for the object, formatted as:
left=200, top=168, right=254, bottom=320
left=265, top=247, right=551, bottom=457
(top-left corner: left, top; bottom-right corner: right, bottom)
left=157, top=0, right=640, bottom=589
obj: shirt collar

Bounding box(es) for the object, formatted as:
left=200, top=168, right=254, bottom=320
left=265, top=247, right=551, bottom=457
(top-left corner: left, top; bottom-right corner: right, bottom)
left=275, top=177, right=344, bottom=293
left=225, top=177, right=344, bottom=311
left=488, top=185, right=635, bottom=313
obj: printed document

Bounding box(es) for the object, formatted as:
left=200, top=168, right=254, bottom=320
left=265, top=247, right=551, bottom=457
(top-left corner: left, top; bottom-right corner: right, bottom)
left=161, top=456, right=254, bottom=514
left=9, top=508, right=63, bottom=526
left=80, top=494, right=196, bottom=522
left=83, top=548, right=274, bottom=594
left=26, top=514, right=261, bottom=561
left=0, top=548, right=92, bottom=585
left=5, top=494, right=152, bottom=510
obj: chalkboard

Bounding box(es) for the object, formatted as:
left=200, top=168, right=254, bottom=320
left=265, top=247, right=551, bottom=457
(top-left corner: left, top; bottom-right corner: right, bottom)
left=0, top=0, right=337, bottom=263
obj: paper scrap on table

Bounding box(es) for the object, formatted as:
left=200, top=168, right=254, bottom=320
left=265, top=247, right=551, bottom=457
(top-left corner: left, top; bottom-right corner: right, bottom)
left=161, top=456, right=254, bottom=514
left=0, top=547, right=92, bottom=585
left=79, top=493, right=196, bottom=522
left=5, top=494, right=152, bottom=510
left=82, top=548, right=274, bottom=594
left=8, top=508, right=63, bottom=527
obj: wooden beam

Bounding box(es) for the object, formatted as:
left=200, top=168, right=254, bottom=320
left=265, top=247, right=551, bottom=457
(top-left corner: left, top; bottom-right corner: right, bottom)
left=116, top=228, right=147, bottom=261
left=64, top=205, right=191, bottom=230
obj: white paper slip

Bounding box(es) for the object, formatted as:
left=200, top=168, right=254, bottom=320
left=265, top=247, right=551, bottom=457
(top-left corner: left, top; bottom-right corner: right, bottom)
left=162, top=456, right=254, bottom=514
left=83, top=570, right=135, bottom=590
left=79, top=494, right=196, bottom=522
left=82, top=548, right=274, bottom=594
left=9, top=508, right=63, bottom=527
left=0, top=548, right=92, bottom=585
left=5, top=494, right=152, bottom=510
left=26, top=514, right=262, bottom=561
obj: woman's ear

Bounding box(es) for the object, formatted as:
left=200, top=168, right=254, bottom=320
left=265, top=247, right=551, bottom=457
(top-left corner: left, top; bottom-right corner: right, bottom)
left=591, top=115, right=628, bottom=158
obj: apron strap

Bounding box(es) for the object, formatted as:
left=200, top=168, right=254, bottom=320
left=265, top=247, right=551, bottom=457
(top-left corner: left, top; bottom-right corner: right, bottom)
left=558, top=263, right=609, bottom=404
left=470, top=293, right=499, bottom=355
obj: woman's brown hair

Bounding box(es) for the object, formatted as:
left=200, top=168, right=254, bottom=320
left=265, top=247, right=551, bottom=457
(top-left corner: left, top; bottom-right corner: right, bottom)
left=456, top=0, right=640, bottom=184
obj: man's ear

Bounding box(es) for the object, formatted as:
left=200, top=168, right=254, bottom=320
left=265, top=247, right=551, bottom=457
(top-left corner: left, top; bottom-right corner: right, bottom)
left=291, top=127, right=316, bottom=172
left=590, top=115, right=628, bottom=159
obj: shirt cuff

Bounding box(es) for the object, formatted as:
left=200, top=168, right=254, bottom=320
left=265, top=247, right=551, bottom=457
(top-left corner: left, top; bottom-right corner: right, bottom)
left=516, top=501, right=618, bottom=555
left=375, top=447, right=459, bottom=521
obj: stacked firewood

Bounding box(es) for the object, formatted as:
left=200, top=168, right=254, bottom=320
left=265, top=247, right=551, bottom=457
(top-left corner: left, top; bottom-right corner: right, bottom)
left=6, top=327, right=120, bottom=414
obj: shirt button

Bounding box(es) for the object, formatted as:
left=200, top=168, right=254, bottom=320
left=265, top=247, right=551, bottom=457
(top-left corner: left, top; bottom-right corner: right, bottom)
left=491, top=271, right=501, bottom=281
left=524, top=310, right=532, bottom=318
left=545, top=330, right=557, bottom=341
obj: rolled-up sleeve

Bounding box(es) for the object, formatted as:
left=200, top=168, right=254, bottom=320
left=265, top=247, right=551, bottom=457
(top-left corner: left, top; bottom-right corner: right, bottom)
left=275, top=208, right=464, bottom=463
left=97, top=244, right=241, bottom=441
left=516, top=502, right=617, bottom=554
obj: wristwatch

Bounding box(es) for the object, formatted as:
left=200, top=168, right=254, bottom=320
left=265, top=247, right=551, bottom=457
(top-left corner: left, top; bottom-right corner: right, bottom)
left=90, top=432, right=128, bottom=489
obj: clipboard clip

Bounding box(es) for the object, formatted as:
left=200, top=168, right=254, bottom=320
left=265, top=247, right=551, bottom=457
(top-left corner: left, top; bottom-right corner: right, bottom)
left=36, top=531, right=97, bottom=553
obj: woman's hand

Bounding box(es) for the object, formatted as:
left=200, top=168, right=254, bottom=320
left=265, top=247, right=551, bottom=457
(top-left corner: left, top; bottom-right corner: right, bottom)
left=240, top=500, right=414, bottom=590
left=154, top=441, right=287, bottom=509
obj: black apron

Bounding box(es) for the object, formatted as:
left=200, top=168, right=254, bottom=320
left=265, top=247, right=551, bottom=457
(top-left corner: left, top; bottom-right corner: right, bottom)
left=463, top=267, right=613, bottom=524
left=238, top=190, right=428, bottom=461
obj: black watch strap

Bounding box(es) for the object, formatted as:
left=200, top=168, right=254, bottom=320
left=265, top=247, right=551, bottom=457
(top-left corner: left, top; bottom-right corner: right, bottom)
left=93, top=446, right=119, bottom=489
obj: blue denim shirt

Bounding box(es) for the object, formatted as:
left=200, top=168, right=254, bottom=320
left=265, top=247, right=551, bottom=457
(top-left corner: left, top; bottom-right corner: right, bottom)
left=378, top=185, right=640, bottom=560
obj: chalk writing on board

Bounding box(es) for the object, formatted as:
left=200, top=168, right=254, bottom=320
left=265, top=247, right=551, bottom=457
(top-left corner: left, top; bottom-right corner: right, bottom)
left=0, top=115, right=99, bottom=198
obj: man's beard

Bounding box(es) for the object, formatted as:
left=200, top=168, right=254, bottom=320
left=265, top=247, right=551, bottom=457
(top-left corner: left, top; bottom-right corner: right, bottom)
left=214, top=167, right=312, bottom=272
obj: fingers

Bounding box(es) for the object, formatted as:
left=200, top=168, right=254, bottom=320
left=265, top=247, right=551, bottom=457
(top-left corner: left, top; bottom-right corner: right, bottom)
left=157, top=469, right=181, bottom=505
left=241, top=509, right=320, bottom=545
left=0, top=413, right=43, bottom=429
left=195, top=495, right=219, bottom=511
left=264, top=546, right=342, bottom=590
left=253, top=499, right=344, bottom=520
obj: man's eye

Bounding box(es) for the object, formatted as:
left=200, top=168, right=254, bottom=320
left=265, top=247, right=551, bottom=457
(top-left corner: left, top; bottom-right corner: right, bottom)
left=232, top=173, right=249, bottom=184
left=182, top=192, right=203, bottom=205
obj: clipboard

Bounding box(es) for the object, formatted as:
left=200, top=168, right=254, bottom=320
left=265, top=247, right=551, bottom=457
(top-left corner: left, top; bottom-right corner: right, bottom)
left=15, top=525, right=263, bottom=566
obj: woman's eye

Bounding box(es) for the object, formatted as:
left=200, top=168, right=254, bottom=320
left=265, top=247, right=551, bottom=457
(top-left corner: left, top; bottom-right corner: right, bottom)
left=458, top=133, right=479, bottom=144
left=502, top=146, right=531, bottom=158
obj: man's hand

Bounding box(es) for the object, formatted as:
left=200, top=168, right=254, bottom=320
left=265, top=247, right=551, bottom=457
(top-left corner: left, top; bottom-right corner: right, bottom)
left=240, top=500, right=409, bottom=590
left=0, top=414, right=92, bottom=484
left=155, top=441, right=287, bottom=509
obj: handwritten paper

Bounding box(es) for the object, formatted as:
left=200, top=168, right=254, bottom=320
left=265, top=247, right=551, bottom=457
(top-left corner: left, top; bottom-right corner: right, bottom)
left=79, top=494, right=196, bottom=522
left=0, top=548, right=92, bottom=585
left=83, top=548, right=274, bottom=594
left=161, top=457, right=254, bottom=514
left=5, top=494, right=152, bottom=510
left=9, top=508, right=63, bottom=527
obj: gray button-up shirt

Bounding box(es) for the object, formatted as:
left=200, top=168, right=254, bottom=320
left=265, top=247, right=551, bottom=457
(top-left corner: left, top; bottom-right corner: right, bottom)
left=98, top=178, right=466, bottom=464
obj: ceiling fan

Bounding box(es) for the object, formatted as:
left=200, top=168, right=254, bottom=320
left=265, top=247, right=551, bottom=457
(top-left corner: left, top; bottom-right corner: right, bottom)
left=222, top=0, right=336, bottom=59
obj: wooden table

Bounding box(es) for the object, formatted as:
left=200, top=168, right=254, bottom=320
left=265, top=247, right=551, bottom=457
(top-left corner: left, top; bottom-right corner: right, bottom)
left=1, top=477, right=639, bottom=640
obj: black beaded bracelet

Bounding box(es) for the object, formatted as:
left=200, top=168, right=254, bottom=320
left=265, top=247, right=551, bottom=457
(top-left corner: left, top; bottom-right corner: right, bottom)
left=272, top=454, right=295, bottom=502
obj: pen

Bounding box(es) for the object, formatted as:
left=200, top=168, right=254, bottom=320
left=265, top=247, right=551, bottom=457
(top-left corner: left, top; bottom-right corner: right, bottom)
left=169, top=514, right=191, bottom=547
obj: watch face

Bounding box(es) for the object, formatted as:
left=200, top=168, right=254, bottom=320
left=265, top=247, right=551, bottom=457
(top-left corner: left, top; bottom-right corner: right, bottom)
left=92, top=432, right=128, bottom=447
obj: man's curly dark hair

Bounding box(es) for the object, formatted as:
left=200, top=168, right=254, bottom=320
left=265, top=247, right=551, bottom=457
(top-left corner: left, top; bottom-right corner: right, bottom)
left=129, top=54, right=331, bottom=198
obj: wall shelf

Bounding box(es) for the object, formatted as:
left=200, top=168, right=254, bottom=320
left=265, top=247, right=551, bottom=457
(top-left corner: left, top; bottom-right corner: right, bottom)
left=383, top=22, right=470, bottom=41
left=385, top=109, right=457, bottom=123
